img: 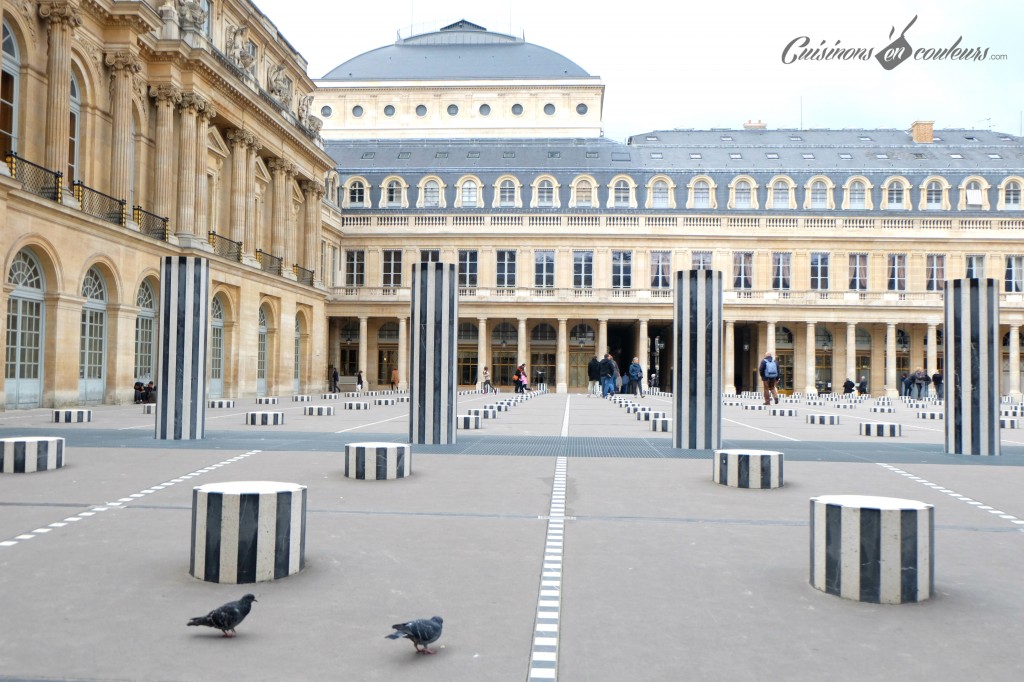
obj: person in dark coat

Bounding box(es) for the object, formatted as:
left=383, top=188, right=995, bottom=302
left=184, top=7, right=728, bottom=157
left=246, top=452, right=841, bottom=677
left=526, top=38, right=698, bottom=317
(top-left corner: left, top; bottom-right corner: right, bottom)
left=932, top=370, right=943, bottom=397
left=599, top=354, right=616, bottom=398
left=901, top=373, right=913, bottom=397
left=843, top=378, right=855, bottom=394
left=857, top=376, right=868, bottom=396
left=587, top=356, right=601, bottom=397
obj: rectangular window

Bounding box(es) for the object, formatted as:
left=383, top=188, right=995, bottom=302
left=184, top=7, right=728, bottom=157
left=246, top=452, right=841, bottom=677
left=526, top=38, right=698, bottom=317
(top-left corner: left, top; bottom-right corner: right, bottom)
left=733, top=252, right=753, bottom=289
left=614, top=183, right=630, bottom=207
left=331, top=246, right=339, bottom=287
left=500, top=183, right=516, bottom=207
left=534, top=250, right=555, bottom=289
left=496, top=250, right=516, bottom=288
left=849, top=253, right=868, bottom=291
left=2, top=69, right=18, bottom=154
left=382, top=249, right=402, bottom=288
left=1006, top=184, right=1021, bottom=208
left=771, top=252, right=791, bottom=290
left=849, top=183, right=866, bottom=209
left=652, top=183, right=669, bottom=208
left=692, top=251, right=712, bottom=271
left=422, top=183, right=439, bottom=208
left=573, top=250, right=593, bottom=288
left=612, top=250, right=632, bottom=289
left=693, top=183, right=710, bottom=208
left=576, top=184, right=592, bottom=207
left=926, top=254, right=945, bottom=291
left=537, top=183, right=554, bottom=207
left=887, top=253, right=907, bottom=291
left=926, top=184, right=943, bottom=208
left=134, top=316, right=153, bottom=380
left=348, top=184, right=364, bottom=206
left=420, top=249, right=439, bottom=263
left=966, top=254, right=985, bottom=279
left=345, top=250, right=365, bottom=287
left=650, top=251, right=671, bottom=289
left=461, top=183, right=478, bottom=207
left=772, top=184, right=789, bottom=208
left=810, top=252, right=829, bottom=290
left=735, top=184, right=752, bottom=208
left=811, top=183, right=828, bottom=208
left=1006, top=255, right=1024, bottom=293
left=458, top=250, right=478, bottom=288
left=887, top=185, right=904, bottom=208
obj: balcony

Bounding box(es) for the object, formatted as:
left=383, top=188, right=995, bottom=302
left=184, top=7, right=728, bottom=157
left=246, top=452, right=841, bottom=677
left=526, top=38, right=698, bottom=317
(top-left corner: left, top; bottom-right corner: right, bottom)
left=5, top=152, right=62, bottom=202
left=73, top=181, right=126, bottom=227
left=293, top=264, right=315, bottom=286
left=208, top=231, right=242, bottom=262
left=255, top=249, right=284, bottom=276
left=134, top=207, right=169, bottom=241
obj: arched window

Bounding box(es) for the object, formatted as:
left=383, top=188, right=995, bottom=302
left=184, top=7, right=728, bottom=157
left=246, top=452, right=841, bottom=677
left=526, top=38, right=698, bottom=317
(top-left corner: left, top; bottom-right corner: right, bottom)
left=386, top=180, right=403, bottom=207
left=1006, top=181, right=1022, bottom=209
left=576, top=179, right=593, bottom=208
left=499, top=179, right=516, bottom=207
left=79, top=267, right=107, bottom=403
left=5, top=249, right=45, bottom=408
left=886, top=181, right=906, bottom=209
left=775, top=325, right=794, bottom=347
left=734, top=180, right=752, bottom=209
left=461, top=179, right=478, bottom=207
left=613, top=180, right=630, bottom=208
left=457, top=322, right=479, bottom=341
left=569, top=323, right=595, bottom=345
left=68, top=73, right=81, bottom=183
left=293, top=318, right=303, bottom=392
left=423, top=180, right=440, bottom=208
left=652, top=180, right=669, bottom=208
left=209, top=295, right=225, bottom=398
left=256, top=305, right=270, bottom=395
left=134, top=281, right=156, bottom=382
left=348, top=180, right=365, bottom=207
left=199, top=0, right=213, bottom=36
left=926, top=180, right=943, bottom=209
left=537, top=179, right=554, bottom=207
left=848, top=180, right=866, bottom=209
left=810, top=180, right=828, bottom=209
left=2, top=20, right=21, bottom=155
left=531, top=323, right=557, bottom=342
left=771, top=181, right=790, bottom=209
left=491, top=322, right=517, bottom=347
left=964, top=180, right=983, bottom=209
left=378, top=322, right=399, bottom=342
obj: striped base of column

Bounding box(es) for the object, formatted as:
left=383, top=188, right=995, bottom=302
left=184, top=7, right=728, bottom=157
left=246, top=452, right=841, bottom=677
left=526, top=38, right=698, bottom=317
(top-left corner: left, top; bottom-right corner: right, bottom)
left=344, top=402, right=370, bottom=410
left=304, top=405, right=335, bottom=416
left=291, top=395, right=312, bottom=402
left=458, top=414, right=482, bottom=429
left=744, top=404, right=768, bottom=411
left=142, top=404, right=156, bottom=415
left=190, top=481, right=306, bottom=584
left=722, top=400, right=742, bottom=406
left=1000, top=408, right=1022, bottom=417
left=638, top=410, right=668, bottom=422
left=208, top=400, right=235, bottom=408
left=870, top=406, right=896, bottom=413
left=1000, top=418, right=1019, bottom=429
left=484, top=403, right=509, bottom=412
left=397, top=396, right=410, bottom=403
left=321, top=393, right=340, bottom=400
left=770, top=408, right=797, bottom=417
left=651, top=417, right=672, bottom=432
left=783, top=397, right=801, bottom=404
left=918, top=412, right=943, bottom=420
left=860, top=422, right=901, bottom=437
left=0, top=437, right=65, bottom=473
left=344, top=392, right=361, bottom=398
left=344, top=442, right=411, bottom=480
left=713, top=449, right=784, bottom=489
left=805, top=399, right=824, bottom=406
left=53, top=409, right=91, bottom=423
left=807, top=414, right=840, bottom=425
left=835, top=403, right=859, bottom=410
left=627, top=405, right=652, bottom=414
left=245, top=411, right=284, bottom=425
left=809, top=495, right=933, bottom=604
left=373, top=398, right=397, bottom=406
left=256, top=397, right=279, bottom=405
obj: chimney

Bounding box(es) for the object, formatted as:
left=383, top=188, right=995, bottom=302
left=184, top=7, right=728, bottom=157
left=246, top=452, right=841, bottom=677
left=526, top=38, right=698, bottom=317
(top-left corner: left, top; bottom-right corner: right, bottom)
left=743, top=119, right=766, bottom=130
left=911, top=120, right=934, bottom=143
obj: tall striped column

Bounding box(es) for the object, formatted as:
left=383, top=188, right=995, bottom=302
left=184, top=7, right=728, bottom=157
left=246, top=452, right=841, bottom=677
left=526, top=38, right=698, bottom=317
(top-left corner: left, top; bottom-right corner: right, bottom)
left=672, top=270, right=723, bottom=449
left=155, top=256, right=209, bottom=440
left=409, top=262, right=458, bottom=444
left=944, top=278, right=1000, bottom=456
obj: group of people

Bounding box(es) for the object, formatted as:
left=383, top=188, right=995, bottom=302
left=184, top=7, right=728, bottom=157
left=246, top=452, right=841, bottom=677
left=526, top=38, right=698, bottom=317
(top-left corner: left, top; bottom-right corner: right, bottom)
left=586, top=354, right=646, bottom=398
left=132, top=381, right=156, bottom=404
left=841, top=377, right=870, bottom=396
left=902, top=368, right=943, bottom=398
left=328, top=368, right=399, bottom=393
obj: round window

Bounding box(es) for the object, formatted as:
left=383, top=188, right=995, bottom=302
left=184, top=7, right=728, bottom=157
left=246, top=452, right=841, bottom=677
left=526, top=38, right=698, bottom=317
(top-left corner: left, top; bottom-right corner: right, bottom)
left=352, top=105, right=363, bottom=117
left=511, top=103, right=524, bottom=116
left=544, top=103, right=556, bottom=116
left=320, top=106, right=333, bottom=117
left=576, top=103, right=589, bottom=115
left=416, top=104, right=427, bottom=117
left=384, top=105, right=396, bottom=117
left=447, top=104, right=459, bottom=116
left=479, top=104, right=491, bottom=116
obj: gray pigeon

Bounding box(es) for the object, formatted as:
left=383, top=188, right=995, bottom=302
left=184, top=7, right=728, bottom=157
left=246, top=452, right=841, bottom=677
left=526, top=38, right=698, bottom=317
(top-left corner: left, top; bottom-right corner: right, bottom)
left=385, top=616, right=444, bottom=654
left=187, top=594, right=257, bottom=637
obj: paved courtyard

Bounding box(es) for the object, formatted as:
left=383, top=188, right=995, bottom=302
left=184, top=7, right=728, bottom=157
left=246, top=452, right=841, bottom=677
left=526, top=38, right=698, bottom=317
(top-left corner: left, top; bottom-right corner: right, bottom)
left=1, top=392, right=1023, bottom=681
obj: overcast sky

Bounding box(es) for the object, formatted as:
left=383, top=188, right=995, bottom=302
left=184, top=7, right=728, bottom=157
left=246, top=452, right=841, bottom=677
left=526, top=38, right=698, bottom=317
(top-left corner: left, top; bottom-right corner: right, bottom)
left=253, top=0, right=1023, bottom=142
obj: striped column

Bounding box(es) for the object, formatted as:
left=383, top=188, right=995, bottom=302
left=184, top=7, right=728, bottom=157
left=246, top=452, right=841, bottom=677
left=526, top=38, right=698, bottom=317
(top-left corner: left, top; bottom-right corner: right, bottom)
left=673, top=270, right=722, bottom=450
left=944, top=278, right=1000, bottom=456
left=155, top=256, right=209, bottom=440
left=344, top=442, right=411, bottom=480
left=190, top=481, right=306, bottom=584
left=809, top=495, right=934, bottom=604
left=409, top=262, right=458, bottom=445
left=0, top=437, right=65, bottom=473
left=713, top=449, right=783, bottom=489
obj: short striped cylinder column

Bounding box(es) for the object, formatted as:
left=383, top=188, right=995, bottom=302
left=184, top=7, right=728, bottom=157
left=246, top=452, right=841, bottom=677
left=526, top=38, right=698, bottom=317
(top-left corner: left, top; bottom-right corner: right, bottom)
left=673, top=270, right=722, bottom=450
left=918, top=412, right=943, bottom=420
left=860, top=422, right=901, bottom=437
left=0, top=437, right=65, bottom=473
left=484, top=403, right=508, bottom=412
left=722, top=399, right=742, bottom=407
left=304, top=405, right=335, bottom=416
left=190, top=481, right=306, bottom=584
left=627, top=405, right=650, bottom=414
left=344, top=402, right=369, bottom=410
left=770, top=407, right=797, bottom=417
left=53, top=409, right=91, bottom=423
left=809, top=495, right=934, bottom=604
left=1001, top=418, right=1019, bottom=429
left=344, top=442, right=411, bottom=480
left=291, top=395, right=311, bottom=402
left=155, top=256, right=208, bottom=440
left=409, top=262, right=458, bottom=445
left=651, top=417, right=671, bottom=432
left=743, top=404, right=767, bottom=411
left=245, top=411, right=284, bottom=425
left=457, top=414, right=482, bottom=429
left=835, top=403, right=857, bottom=409
left=713, top=449, right=783, bottom=489
left=142, top=403, right=156, bottom=415
left=638, top=410, right=667, bottom=421
left=208, top=399, right=235, bottom=408
left=870, top=406, right=896, bottom=413
left=807, top=414, right=840, bottom=425
left=805, top=399, right=823, bottom=407
left=344, top=392, right=361, bottom=398
left=373, top=398, right=397, bottom=406
left=397, top=396, right=410, bottom=403
left=320, top=393, right=340, bottom=400
left=945, top=278, right=1000, bottom=456
left=256, top=397, right=279, bottom=405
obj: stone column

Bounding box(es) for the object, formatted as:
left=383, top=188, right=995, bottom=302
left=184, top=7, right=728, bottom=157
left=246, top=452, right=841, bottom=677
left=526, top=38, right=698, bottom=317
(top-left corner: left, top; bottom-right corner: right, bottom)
left=194, top=101, right=215, bottom=240
left=638, top=318, right=649, bottom=367
left=358, top=316, right=368, bottom=383
left=673, top=270, right=723, bottom=450
left=39, top=2, right=81, bottom=187
left=398, top=315, right=408, bottom=391
left=175, top=93, right=201, bottom=244
left=846, top=322, right=857, bottom=384
left=804, top=322, right=817, bottom=396
left=155, top=256, right=209, bottom=440
left=885, top=322, right=898, bottom=397
left=477, top=318, right=488, bottom=390
left=598, top=318, right=608, bottom=357
left=926, top=322, right=938, bottom=384
left=724, top=320, right=736, bottom=394
left=328, top=318, right=339, bottom=384
left=149, top=85, right=180, bottom=222
left=268, top=160, right=292, bottom=259
left=556, top=317, right=568, bottom=393
left=243, top=134, right=261, bottom=265
left=105, top=52, right=141, bottom=207
left=766, top=321, right=776, bottom=355
left=409, top=263, right=458, bottom=445
left=301, top=180, right=324, bottom=281
left=518, top=318, right=528, bottom=369
left=1010, top=324, right=1022, bottom=401
left=945, top=278, right=1000, bottom=456
left=226, top=129, right=249, bottom=245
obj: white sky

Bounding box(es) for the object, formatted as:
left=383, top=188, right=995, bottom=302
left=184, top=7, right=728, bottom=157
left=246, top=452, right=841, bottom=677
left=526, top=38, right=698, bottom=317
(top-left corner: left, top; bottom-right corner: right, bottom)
left=253, top=0, right=1023, bottom=142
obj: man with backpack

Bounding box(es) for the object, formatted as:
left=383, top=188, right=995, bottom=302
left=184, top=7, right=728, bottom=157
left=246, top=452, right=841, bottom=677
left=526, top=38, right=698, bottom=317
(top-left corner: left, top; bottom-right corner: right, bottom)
left=759, top=351, right=780, bottom=405
left=628, top=357, right=645, bottom=398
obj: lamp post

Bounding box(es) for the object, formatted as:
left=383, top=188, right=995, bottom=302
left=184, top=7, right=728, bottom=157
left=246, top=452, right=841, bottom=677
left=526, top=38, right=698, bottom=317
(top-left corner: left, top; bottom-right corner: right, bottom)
left=653, top=335, right=665, bottom=390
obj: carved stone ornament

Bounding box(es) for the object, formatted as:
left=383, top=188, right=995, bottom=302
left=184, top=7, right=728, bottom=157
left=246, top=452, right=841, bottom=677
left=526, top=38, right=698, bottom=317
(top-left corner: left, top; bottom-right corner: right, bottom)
left=176, top=0, right=208, bottom=28
left=150, top=84, right=183, bottom=106
left=296, top=94, right=313, bottom=127
left=225, top=24, right=253, bottom=68
left=105, top=52, right=143, bottom=76
left=38, top=1, right=83, bottom=29
left=307, top=115, right=323, bottom=135
left=267, top=64, right=292, bottom=104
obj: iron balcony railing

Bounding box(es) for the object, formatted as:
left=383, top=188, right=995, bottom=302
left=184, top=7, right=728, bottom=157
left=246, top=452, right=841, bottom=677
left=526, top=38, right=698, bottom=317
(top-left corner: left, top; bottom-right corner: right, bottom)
left=256, top=249, right=284, bottom=275
left=293, top=264, right=314, bottom=286
left=208, top=231, right=242, bottom=262
left=73, top=181, right=126, bottom=227
left=5, top=152, right=62, bottom=202
left=134, top=206, right=169, bottom=241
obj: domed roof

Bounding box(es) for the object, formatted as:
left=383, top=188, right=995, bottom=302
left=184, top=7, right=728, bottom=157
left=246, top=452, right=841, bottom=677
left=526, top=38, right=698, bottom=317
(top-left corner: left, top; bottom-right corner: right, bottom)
left=321, top=20, right=592, bottom=81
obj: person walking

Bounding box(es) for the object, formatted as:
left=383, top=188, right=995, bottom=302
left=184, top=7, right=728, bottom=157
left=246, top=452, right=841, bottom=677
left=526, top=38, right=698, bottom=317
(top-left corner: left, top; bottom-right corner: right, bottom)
left=857, top=376, right=868, bottom=396
left=390, top=367, right=399, bottom=391
left=914, top=367, right=930, bottom=399
left=842, top=377, right=855, bottom=394
left=331, top=367, right=340, bottom=393
left=932, top=370, right=943, bottom=398
left=901, top=372, right=913, bottom=397
left=758, top=351, right=780, bottom=405
left=356, top=370, right=364, bottom=392
left=628, top=357, right=645, bottom=398
left=599, top=353, right=616, bottom=398
left=481, top=367, right=493, bottom=394
left=587, top=356, right=601, bottom=397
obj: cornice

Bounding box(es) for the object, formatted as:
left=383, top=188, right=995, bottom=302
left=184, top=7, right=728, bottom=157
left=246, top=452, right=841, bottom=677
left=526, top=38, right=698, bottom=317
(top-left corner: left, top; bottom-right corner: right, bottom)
left=79, top=0, right=161, bottom=34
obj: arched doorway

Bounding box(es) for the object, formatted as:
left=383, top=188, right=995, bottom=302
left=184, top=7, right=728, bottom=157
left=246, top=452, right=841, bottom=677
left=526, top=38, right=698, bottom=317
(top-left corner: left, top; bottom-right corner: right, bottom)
left=134, top=281, right=156, bottom=383
left=79, top=267, right=107, bottom=403
left=5, top=249, right=45, bottom=408
left=530, top=322, right=556, bottom=388
left=256, top=305, right=269, bottom=395
left=568, top=323, right=595, bottom=389
left=491, top=321, right=517, bottom=387
left=209, top=296, right=225, bottom=398
left=377, top=321, right=399, bottom=387
left=293, top=317, right=303, bottom=393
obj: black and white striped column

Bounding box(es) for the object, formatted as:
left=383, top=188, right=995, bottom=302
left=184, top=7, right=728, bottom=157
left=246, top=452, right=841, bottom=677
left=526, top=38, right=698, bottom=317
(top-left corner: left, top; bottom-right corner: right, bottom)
left=944, top=278, right=1000, bottom=456
left=190, top=481, right=306, bottom=583
left=672, top=269, right=722, bottom=450
left=409, top=262, right=458, bottom=445
left=155, top=256, right=209, bottom=440
left=809, top=495, right=934, bottom=604
left=343, top=442, right=411, bottom=480
left=713, top=449, right=783, bottom=489
left=0, top=437, right=65, bottom=473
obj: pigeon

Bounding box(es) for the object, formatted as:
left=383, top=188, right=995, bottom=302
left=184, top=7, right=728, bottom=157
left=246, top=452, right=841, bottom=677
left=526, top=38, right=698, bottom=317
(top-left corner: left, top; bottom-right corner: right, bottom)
left=187, top=594, right=257, bottom=637
left=385, top=616, right=444, bottom=654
